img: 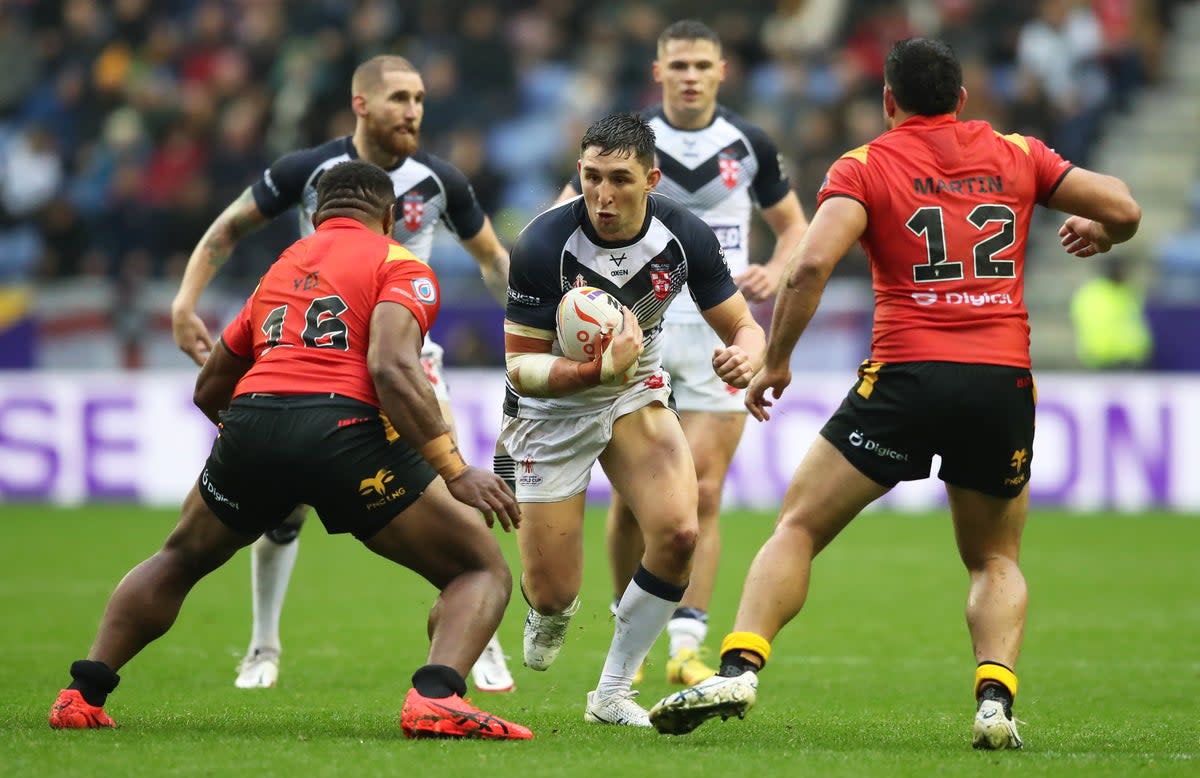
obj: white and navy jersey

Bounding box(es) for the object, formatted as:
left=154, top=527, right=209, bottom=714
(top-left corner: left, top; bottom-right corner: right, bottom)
left=504, top=193, right=736, bottom=418
left=250, top=136, right=486, bottom=263
left=573, top=106, right=791, bottom=323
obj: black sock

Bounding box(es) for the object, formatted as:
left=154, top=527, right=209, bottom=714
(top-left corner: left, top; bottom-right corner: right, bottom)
left=67, top=660, right=120, bottom=707
left=412, top=664, right=467, bottom=699
left=671, top=606, right=708, bottom=623
left=718, top=650, right=761, bottom=678
left=978, top=682, right=1014, bottom=718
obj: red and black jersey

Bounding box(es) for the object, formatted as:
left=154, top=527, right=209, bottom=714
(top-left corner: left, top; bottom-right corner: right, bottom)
left=221, top=217, right=440, bottom=406
left=818, top=115, right=1072, bottom=368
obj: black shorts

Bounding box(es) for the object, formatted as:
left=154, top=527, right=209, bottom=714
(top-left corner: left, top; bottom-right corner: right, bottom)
left=198, top=394, right=436, bottom=540
left=820, top=361, right=1036, bottom=499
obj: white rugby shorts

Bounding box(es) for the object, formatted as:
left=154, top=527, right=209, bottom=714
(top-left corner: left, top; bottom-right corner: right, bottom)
left=498, top=371, right=675, bottom=502
left=660, top=320, right=745, bottom=413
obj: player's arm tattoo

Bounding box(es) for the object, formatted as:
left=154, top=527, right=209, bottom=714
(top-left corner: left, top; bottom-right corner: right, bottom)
left=201, top=189, right=266, bottom=268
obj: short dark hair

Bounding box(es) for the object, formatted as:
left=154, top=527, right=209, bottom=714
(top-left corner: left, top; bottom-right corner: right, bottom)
left=885, top=38, right=962, bottom=117
left=658, top=19, right=721, bottom=54
left=314, top=161, right=395, bottom=226
left=580, top=113, right=656, bottom=171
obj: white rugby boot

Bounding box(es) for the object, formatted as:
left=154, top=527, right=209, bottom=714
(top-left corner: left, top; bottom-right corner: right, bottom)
left=470, top=634, right=515, bottom=693
left=972, top=698, right=1024, bottom=749
left=584, top=689, right=652, bottom=727
left=234, top=648, right=280, bottom=689
left=649, top=670, right=758, bottom=735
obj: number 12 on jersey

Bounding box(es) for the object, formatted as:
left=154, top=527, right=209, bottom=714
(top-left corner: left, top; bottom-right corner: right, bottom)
left=907, top=204, right=1017, bottom=283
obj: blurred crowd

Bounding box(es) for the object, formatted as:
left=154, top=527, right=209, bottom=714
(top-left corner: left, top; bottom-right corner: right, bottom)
left=0, top=0, right=1193, bottom=366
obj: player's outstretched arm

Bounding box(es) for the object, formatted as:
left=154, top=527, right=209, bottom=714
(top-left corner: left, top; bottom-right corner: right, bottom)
left=735, top=192, right=810, bottom=303
left=1048, top=168, right=1141, bottom=258
left=171, top=188, right=269, bottom=366
left=700, top=294, right=764, bottom=389
left=192, top=339, right=253, bottom=425
left=458, top=216, right=511, bottom=305
left=371, top=301, right=519, bottom=529
left=746, top=196, right=866, bottom=421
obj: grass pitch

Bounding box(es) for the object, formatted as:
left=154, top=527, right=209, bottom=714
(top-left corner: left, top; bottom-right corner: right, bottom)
left=1, top=505, right=1196, bottom=777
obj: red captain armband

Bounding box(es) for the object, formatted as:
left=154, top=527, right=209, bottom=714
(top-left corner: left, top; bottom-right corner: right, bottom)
left=421, top=433, right=468, bottom=482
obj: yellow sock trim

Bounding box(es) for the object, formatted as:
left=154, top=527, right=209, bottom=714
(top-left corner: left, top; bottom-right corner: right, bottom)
left=720, top=632, right=771, bottom=666
left=975, top=662, right=1018, bottom=699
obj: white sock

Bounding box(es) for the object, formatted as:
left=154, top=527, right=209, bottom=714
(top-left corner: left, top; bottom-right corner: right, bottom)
left=595, top=567, right=685, bottom=696
left=667, top=613, right=708, bottom=656
left=248, top=534, right=299, bottom=654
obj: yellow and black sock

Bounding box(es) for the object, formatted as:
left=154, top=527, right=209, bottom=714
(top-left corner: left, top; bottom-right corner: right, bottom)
left=718, top=632, right=771, bottom=677
left=975, top=661, right=1017, bottom=716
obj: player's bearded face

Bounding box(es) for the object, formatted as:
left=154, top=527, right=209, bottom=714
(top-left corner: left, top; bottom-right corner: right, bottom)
left=365, top=71, right=424, bottom=158
left=655, top=39, right=725, bottom=120
left=580, top=147, right=659, bottom=242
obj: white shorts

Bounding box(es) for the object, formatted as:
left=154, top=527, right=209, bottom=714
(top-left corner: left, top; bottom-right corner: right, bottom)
left=660, top=321, right=745, bottom=413
left=419, top=339, right=450, bottom=404
left=498, top=371, right=675, bottom=503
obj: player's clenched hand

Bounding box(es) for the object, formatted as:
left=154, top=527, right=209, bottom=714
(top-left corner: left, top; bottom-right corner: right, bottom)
left=712, top=345, right=756, bottom=388
left=734, top=264, right=781, bottom=304
left=172, top=307, right=214, bottom=366
left=745, top=365, right=792, bottom=422
left=595, top=306, right=643, bottom=385
left=445, top=467, right=521, bottom=531
left=1059, top=216, right=1113, bottom=258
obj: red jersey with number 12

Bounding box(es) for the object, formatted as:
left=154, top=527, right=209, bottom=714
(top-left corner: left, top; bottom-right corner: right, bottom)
left=221, top=217, right=441, bottom=406
left=818, top=115, right=1072, bottom=368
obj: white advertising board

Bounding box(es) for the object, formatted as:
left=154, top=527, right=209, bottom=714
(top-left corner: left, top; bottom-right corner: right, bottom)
left=1, top=370, right=1197, bottom=511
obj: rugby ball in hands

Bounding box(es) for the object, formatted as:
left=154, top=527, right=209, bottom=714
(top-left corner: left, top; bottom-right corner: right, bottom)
left=556, top=286, right=624, bottom=362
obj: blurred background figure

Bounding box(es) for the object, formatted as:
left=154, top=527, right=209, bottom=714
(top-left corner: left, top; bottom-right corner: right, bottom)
left=1016, top=0, right=1109, bottom=166
left=1154, top=181, right=1200, bottom=301
left=1147, top=179, right=1200, bottom=370
left=1070, top=254, right=1153, bottom=369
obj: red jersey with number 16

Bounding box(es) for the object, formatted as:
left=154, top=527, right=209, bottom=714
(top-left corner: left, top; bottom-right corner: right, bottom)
left=817, top=115, right=1072, bottom=368
left=221, top=217, right=441, bottom=407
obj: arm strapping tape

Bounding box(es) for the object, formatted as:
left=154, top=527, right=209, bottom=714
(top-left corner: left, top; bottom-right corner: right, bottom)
left=506, top=351, right=559, bottom=395
left=504, top=321, right=559, bottom=395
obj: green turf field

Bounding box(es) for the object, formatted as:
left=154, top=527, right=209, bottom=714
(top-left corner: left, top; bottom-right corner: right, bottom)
left=1, top=505, right=1196, bottom=777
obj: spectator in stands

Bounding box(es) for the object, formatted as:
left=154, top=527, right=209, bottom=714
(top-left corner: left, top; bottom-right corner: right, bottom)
left=0, top=125, right=61, bottom=282
left=1155, top=181, right=1200, bottom=302
left=1017, top=0, right=1109, bottom=165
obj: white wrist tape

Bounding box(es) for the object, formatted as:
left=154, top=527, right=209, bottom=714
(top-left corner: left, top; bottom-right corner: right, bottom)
left=600, top=344, right=617, bottom=384
left=599, top=343, right=638, bottom=385
left=503, top=321, right=558, bottom=395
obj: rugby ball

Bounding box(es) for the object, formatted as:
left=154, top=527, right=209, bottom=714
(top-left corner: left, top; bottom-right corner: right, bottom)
left=556, top=286, right=624, bottom=362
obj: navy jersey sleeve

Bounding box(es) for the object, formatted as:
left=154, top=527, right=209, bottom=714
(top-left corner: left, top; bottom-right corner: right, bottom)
left=425, top=155, right=487, bottom=241
left=504, top=214, right=564, bottom=330
left=739, top=121, right=792, bottom=210
left=679, top=209, right=738, bottom=311
left=249, top=145, right=331, bottom=219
